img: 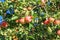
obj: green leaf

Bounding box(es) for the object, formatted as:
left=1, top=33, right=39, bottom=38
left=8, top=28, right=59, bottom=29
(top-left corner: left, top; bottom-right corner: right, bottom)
left=28, top=36, right=34, bottom=40
left=10, top=16, right=18, bottom=20
left=47, top=27, right=52, bottom=34
left=29, top=23, right=33, bottom=31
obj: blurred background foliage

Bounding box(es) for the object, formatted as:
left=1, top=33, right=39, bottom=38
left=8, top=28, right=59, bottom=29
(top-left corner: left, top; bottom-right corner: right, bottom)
left=0, top=0, right=60, bottom=40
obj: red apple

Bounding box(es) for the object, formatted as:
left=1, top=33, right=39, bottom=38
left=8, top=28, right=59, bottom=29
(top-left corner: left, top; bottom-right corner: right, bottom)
left=19, top=18, right=25, bottom=24
left=43, top=19, right=49, bottom=25
left=1, top=21, right=8, bottom=28
left=25, top=16, right=33, bottom=23
left=53, top=20, right=60, bottom=25
left=48, top=17, right=55, bottom=22
left=15, top=20, right=19, bottom=23
left=57, top=30, right=60, bottom=35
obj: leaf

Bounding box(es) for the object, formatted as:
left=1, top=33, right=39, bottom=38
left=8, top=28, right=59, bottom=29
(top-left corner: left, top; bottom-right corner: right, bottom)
left=28, top=36, right=34, bottom=40
left=25, top=11, right=29, bottom=16
left=10, top=16, right=18, bottom=20
left=31, top=10, right=34, bottom=16
left=29, top=23, right=33, bottom=31
left=47, top=27, right=52, bottom=34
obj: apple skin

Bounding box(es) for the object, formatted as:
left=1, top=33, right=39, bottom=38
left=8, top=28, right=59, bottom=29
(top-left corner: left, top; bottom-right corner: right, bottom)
left=43, top=19, right=49, bottom=25
left=1, top=21, right=8, bottom=28
left=25, top=16, right=32, bottom=23
left=57, top=30, right=60, bottom=35
left=15, top=20, right=19, bottom=23
left=53, top=20, right=60, bottom=25
left=48, top=17, right=55, bottom=22
left=19, top=18, right=25, bottom=24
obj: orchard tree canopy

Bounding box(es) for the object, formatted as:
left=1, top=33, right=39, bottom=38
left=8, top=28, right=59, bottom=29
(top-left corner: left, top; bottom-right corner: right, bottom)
left=0, top=0, right=60, bottom=40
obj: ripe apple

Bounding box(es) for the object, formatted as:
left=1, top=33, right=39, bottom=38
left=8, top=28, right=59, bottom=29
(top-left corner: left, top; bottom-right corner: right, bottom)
left=19, top=18, right=25, bottom=24
left=15, top=20, right=19, bottom=23
left=43, top=19, right=49, bottom=25
left=25, top=16, right=33, bottom=23
left=1, top=21, right=8, bottom=28
left=57, top=30, right=60, bottom=35
left=53, top=20, right=60, bottom=25
left=48, top=17, right=55, bottom=22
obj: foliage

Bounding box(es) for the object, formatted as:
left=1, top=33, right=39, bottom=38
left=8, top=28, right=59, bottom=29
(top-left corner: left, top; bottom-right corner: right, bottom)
left=0, top=0, right=60, bottom=40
